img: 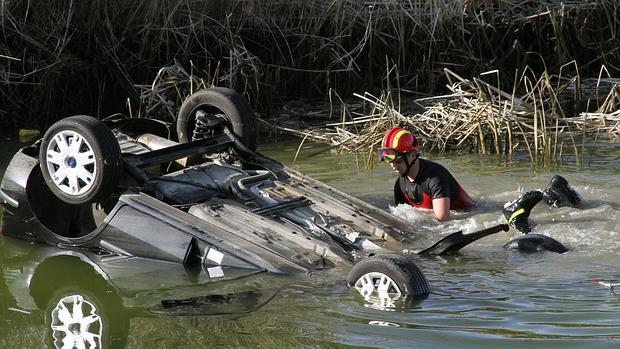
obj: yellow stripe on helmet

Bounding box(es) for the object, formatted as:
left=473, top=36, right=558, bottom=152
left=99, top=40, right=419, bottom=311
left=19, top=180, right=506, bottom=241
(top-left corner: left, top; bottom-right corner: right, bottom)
left=391, top=129, right=410, bottom=149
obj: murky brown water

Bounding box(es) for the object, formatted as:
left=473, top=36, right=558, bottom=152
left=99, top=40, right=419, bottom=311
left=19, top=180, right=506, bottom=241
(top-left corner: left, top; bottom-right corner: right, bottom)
left=1, top=132, right=620, bottom=348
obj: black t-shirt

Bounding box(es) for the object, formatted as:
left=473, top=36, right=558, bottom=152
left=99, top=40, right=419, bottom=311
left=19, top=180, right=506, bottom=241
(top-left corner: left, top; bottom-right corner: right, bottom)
left=394, top=158, right=460, bottom=206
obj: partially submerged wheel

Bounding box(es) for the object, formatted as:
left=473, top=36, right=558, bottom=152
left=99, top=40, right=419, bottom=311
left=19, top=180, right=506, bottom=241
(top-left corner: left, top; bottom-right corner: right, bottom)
left=39, top=115, right=121, bottom=205
left=176, top=87, right=257, bottom=150
left=347, top=254, right=429, bottom=306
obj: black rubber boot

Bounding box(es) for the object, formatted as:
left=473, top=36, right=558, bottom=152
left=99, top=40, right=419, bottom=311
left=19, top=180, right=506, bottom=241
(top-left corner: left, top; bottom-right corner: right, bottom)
left=503, top=234, right=569, bottom=254
left=502, top=191, right=543, bottom=234
left=542, top=174, right=581, bottom=208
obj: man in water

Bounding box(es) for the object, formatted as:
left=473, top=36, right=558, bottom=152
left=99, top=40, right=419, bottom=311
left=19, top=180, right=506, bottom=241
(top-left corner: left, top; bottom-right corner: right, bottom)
left=378, top=127, right=475, bottom=222
left=378, top=127, right=581, bottom=231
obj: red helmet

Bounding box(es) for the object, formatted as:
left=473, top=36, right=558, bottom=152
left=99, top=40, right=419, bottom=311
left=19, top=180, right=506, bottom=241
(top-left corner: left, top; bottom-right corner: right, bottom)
left=378, top=127, right=417, bottom=161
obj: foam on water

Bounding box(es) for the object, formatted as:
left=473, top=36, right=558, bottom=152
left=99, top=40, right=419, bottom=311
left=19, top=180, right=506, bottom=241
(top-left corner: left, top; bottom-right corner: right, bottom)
left=389, top=181, right=620, bottom=256
left=259, top=141, right=620, bottom=347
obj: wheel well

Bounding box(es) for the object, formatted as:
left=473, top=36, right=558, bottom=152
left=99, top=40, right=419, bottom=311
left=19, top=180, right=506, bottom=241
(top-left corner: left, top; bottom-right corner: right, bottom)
left=27, top=165, right=101, bottom=239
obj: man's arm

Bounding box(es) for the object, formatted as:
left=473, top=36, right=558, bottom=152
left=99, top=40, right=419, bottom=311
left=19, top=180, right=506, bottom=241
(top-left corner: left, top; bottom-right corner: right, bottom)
left=432, top=197, right=451, bottom=221
left=427, top=174, right=452, bottom=221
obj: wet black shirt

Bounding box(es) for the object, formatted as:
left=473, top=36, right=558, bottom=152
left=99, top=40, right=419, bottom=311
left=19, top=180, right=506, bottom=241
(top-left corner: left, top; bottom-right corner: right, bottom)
left=393, top=158, right=461, bottom=207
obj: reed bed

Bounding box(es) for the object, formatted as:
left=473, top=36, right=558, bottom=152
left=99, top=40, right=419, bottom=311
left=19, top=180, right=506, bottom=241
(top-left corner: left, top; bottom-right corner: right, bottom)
left=277, top=66, right=619, bottom=165
left=2, top=0, right=619, bottom=131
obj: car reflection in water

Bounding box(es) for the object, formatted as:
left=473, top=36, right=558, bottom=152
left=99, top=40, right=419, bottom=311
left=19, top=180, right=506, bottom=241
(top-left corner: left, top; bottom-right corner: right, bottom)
left=0, top=235, right=280, bottom=348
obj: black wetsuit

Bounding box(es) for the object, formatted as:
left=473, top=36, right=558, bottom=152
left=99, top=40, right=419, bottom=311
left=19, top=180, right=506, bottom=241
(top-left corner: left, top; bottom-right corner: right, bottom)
left=394, top=158, right=474, bottom=210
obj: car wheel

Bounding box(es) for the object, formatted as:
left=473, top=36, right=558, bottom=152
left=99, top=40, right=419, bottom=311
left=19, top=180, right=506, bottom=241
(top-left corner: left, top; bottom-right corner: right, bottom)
left=176, top=87, right=257, bottom=151
left=39, top=115, right=121, bottom=205
left=347, top=254, right=430, bottom=304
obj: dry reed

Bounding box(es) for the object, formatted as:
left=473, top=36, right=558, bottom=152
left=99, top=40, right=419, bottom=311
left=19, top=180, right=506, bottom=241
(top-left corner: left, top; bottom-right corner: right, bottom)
left=275, top=66, right=620, bottom=165
left=2, top=1, right=619, bottom=129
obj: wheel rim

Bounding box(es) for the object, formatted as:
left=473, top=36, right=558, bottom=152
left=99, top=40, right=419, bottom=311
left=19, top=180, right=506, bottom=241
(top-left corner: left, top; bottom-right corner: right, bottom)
left=45, top=130, right=97, bottom=196
left=354, top=272, right=403, bottom=306
left=51, top=294, right=103, bottom=349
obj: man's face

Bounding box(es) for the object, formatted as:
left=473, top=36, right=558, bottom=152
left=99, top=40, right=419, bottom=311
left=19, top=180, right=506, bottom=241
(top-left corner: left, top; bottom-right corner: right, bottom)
left=388, top=153, right=410, bottom=174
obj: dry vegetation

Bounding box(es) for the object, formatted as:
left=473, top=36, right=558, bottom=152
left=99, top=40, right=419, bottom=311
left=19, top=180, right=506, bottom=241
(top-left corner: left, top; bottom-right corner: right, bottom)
left=284, top=66, right=619, bottom=165
left=1, top=0, right=619, bottom=163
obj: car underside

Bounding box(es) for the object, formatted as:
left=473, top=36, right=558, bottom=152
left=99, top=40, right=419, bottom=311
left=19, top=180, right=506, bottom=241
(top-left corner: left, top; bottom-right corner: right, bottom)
left=1, top=87, right=514, bottom=307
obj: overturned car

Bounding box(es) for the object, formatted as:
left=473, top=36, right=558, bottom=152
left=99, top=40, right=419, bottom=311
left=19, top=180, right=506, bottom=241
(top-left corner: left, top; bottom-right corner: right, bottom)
left=1, top=88, right=508, bottom=310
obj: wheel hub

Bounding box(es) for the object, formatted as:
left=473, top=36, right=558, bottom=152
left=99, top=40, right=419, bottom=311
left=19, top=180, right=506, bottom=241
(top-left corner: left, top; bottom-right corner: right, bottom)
left=66, top=157, right=77, bottom=168
left=45, top=130, right=97, bottom=196
left=354, top=272, right=402, bottom=309
left=68, top=322, right=82, bottom=335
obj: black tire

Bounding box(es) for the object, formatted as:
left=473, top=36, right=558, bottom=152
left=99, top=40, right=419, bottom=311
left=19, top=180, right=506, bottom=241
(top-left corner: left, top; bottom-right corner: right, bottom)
left=39, top=115, right=121, bottom=205
left=176, top=87, right=257, bottom=150
left=347, top=254, right=430, bottom=298
left=30, top=256, right=129, bottom=348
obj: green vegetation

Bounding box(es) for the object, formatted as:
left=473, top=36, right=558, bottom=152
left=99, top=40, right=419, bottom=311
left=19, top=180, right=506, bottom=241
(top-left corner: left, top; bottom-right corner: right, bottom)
left=1, top=0, right=618, bottom=163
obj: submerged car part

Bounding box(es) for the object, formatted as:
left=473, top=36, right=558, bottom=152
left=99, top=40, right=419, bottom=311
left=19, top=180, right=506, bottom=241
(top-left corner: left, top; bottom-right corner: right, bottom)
left=347, top=254, right=429, bottom=308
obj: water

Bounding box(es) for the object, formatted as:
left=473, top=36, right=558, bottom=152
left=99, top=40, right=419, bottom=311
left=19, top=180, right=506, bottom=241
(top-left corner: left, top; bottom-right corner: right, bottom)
left=1, top=132, right=620, bottom=348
